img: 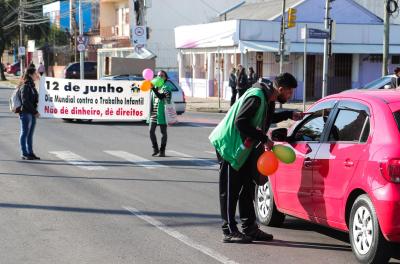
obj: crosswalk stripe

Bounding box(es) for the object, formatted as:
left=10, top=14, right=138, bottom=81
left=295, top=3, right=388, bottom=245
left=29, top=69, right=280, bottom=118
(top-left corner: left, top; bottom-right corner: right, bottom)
left=49, top=151, right=107, bottom=171
left=167, top=150, right=218, bottom=167
left=104, top=150, right=167, bottom=169
left=204, top=151, right=216, bottom=155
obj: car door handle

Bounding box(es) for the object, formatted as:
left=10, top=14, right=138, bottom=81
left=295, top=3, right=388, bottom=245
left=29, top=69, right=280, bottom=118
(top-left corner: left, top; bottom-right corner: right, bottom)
left=304, top=157, right=313, bottom=167
left=344, top=159, right=354, bottom=167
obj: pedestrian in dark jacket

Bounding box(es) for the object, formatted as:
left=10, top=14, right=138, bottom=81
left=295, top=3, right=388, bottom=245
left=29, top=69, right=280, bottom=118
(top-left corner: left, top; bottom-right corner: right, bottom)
left=229, top=68, right=237, bottom=106
left=391, top=67, right=400, bottom=88
left=248, top=67, right=257, bottom=88
left=236, top=65, right=248, bottom=98
left=19, top=65, right=40, bottom=160
left=209, top=72, right=303, bottom=243
left=148, top=70, right=173, bottom=157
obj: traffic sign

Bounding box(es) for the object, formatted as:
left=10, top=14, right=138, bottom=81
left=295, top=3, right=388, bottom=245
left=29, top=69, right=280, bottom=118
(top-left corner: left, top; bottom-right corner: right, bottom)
left=308, top=28, right=330, bottom=39
left=132, top=26, right=147, bottom=45
left=77, top=43, right=86, bottom=52
left=18, top=46, right=25, bottom=56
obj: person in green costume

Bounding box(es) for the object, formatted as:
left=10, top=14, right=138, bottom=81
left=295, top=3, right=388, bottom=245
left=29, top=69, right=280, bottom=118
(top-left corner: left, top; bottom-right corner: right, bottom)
left=148, top=70, right=173, bottom=157
left=209, top=72, right=303, bottom=243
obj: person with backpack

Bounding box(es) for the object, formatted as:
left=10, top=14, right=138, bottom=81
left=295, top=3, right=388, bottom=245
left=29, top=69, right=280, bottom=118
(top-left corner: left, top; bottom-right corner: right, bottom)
left=19, top=65, right=40, bottom=160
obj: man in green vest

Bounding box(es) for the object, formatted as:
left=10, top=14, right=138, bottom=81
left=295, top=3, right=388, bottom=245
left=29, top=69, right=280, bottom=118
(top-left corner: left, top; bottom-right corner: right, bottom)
left=209, top=72, right=303, bottom=243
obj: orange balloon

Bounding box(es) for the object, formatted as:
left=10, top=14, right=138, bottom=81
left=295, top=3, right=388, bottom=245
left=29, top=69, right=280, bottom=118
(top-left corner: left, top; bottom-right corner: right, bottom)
left=257, top=151, right=279, bottom=176
left=140, top=80, right=152, bottom=92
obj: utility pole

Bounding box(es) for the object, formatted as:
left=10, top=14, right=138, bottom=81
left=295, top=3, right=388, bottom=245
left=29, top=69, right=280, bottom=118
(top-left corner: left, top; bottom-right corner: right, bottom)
left=19, top=0, right=24, bottom=74
left=322, top=0, right=331, bottom=98
left=70, top=0, right=74, bottom=62
left=79, top=0, right=84, bottom=79
left=279, top=0, right=286, bottom=74
left=383, top=0, right=390, bottom=76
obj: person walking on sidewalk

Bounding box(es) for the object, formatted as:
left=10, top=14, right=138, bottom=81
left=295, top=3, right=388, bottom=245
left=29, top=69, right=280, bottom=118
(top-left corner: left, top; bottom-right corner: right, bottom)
left=236, top=65, right=248, bottom=98
left=247, top=67, right=257, bottom=88
left=19, top=65, right=41, bottom=160
left=37, top=62, right=45, bottom=76
left=149, top=70, right=173, bottom=157
left=229, top=67, right=237, bottom=106
left=209, top=73, right=303, bottom=243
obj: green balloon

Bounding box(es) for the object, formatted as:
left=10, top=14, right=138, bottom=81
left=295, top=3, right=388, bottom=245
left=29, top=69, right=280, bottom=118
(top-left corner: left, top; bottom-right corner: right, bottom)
left=151, top=76, right=165, bottom=87
left=272, top=145, right=296, bottom=164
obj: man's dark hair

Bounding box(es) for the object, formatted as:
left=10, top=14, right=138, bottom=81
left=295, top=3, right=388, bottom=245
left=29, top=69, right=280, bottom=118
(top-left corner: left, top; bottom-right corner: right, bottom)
left=394, top=67, right=400, bottom=74
left=274, top=72, right=297, bottom=89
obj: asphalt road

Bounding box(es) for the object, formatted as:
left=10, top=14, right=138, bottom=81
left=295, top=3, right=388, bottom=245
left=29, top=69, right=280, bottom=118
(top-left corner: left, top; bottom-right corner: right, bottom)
left=0, top=85, right=399, bottom=264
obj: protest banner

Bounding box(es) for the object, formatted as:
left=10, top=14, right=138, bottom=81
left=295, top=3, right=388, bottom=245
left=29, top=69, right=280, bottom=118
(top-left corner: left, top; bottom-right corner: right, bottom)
left=38, top=77, right=150, bottom=120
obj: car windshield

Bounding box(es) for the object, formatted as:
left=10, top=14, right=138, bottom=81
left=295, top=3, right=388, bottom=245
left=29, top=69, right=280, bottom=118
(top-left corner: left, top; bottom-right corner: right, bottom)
left=361, top=76, right=392, bottom=89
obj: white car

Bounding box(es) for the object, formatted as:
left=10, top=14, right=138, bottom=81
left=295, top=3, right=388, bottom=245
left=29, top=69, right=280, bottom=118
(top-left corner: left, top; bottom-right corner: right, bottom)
left=359, top=75, right=395, bottom=89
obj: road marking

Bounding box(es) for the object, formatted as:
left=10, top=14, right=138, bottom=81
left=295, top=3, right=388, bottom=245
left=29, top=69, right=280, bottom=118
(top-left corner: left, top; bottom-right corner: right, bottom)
left=49, top=151, right=106, bottom=171
left=123, top=206, right=239, bottom=264
left=204, top=151, right=216, bottom=155
left=167, top=150, right=218, bottom=167
left=104, top=150, right=167, bottom=169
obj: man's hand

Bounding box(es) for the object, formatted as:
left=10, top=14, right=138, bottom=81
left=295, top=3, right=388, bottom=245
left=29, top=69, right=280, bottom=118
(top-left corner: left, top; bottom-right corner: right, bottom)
left=264, top=138, right=274, bottom=151
left=292, top=112, right=304, bottom=121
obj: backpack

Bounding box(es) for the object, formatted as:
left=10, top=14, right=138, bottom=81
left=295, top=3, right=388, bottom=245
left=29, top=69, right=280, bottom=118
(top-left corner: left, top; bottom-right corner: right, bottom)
left=9, top=87, right=22, bottom=113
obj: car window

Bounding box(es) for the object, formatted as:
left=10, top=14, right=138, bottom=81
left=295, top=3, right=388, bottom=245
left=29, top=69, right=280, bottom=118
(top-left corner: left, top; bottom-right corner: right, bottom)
left=393, top=110, right=400, bottom=132
left=294, top=108, right=332, bottom=142
left=328, top=109, right=370, bottom=143
left=166, top=80, right=179, bottom=91
left=362, top=76, right=392, bottom=89
left=69, top=64, right=79, bottom=71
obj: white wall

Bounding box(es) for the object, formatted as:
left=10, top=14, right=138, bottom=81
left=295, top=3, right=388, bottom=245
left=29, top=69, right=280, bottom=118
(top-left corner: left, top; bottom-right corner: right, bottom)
left=143, top=0, right=247, bottom=71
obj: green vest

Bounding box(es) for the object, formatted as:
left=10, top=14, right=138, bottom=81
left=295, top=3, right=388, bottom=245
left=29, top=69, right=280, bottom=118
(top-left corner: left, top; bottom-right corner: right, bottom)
left=148, top=82, right=173, bottom=125
left=209, top=88, right=266, bottom=170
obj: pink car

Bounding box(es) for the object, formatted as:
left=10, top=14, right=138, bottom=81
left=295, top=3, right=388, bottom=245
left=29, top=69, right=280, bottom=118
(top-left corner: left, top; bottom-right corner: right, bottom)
left=256, top=90, right=400, bottom=263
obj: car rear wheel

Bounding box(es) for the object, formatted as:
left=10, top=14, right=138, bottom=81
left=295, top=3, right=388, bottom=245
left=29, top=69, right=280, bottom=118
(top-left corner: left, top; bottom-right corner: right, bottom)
left=255, top=180, right=285, bottom=227
left=349, top=194, right=391, bottom=264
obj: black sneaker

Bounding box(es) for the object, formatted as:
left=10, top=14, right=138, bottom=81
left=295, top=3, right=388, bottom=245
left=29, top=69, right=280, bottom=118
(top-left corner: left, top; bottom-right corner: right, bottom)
left=223, top=231, right=253, bottom=243
left=21, top=155, right=34, bottom=160
left=245, top=229, right=273, bottom=241
left=30, top=154, right=40, bottom=160
left=152, top=150, right=159, bottom=156
left=159, top=150, right=166, bottom=157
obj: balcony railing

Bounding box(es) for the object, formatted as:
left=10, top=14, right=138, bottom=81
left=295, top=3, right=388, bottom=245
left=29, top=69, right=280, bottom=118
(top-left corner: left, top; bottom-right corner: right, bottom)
left=100, top=25, right=130, bottom=40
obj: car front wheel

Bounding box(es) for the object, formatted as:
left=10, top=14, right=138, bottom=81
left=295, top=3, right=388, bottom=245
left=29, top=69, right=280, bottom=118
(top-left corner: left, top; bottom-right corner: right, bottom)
left=349, top=194, right=391, bottom=264
left=255, top=180, right=285, bottom=227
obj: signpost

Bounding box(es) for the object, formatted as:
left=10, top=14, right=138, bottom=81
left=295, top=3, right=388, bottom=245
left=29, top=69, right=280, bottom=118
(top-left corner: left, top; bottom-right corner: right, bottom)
left=301, top=26, right=330, bottom=111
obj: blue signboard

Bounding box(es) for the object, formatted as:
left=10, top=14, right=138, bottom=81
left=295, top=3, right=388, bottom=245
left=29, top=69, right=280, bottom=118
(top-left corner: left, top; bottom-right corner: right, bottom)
left=308, top=28, right=330, bottom=39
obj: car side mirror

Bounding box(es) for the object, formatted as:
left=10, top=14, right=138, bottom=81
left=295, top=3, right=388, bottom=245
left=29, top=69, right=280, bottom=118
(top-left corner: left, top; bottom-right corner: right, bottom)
left=292, top=143, right=312, bottom=154
left=384, top=84, right=391, bottom=89
left=271, top=128, right=288, bottom=142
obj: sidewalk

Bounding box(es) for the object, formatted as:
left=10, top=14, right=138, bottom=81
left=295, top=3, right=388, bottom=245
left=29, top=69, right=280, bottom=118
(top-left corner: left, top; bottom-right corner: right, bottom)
left=185, top=96, right=316, bottom=113
left=0, top=74, right=20, bottom=89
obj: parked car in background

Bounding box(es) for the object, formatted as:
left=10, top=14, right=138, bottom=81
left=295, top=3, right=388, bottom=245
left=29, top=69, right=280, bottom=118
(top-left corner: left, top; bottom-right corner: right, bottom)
left=359, top=75, right=394, bottom=89
left=257, top=90, right=400, bottom=263
left=6, top=61, right=20, bottom=75
left=100, top=75, right=186, bottom=115
left=63, top=61, right=97, bottom=79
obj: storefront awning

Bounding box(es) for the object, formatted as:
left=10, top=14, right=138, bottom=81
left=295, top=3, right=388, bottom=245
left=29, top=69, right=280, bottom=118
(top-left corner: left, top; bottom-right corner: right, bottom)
left=239, top=40, right=400, bottom=54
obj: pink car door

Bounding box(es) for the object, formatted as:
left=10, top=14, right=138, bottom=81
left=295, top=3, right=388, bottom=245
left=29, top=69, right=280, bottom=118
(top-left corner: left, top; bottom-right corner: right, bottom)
left=313, top=100, right=371, bottom=224
left=276, top=100, right=336, bottom=219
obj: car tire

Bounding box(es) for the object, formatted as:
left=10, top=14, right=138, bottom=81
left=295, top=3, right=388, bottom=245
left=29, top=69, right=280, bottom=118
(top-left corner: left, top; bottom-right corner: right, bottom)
left=349, top=194, right=391, bottom=264
left=62, top=118, right=74, bottom=122
left=255, top=180, right=285, bottom=227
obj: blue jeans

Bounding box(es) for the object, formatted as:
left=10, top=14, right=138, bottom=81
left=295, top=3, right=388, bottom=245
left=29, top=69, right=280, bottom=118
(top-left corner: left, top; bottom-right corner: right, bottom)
left=19, top=113, right=36, bottom=156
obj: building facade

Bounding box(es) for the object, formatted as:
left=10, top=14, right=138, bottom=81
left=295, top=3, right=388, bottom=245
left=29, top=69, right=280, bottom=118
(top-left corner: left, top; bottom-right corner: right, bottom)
left=175, top=0, right=400, bottom=100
